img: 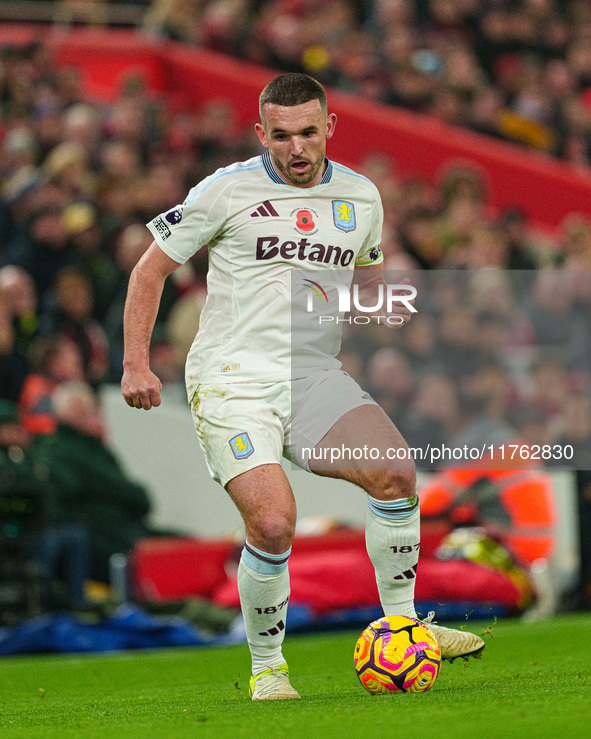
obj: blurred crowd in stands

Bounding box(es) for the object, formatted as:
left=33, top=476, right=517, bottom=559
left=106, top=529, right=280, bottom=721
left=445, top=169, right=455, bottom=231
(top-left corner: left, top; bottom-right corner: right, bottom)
left=0, top=41, right=193, bottom=600
left=5, top=1, right=591, bottom=168
left=144, top=0, right=591, bottom=170
left=0, top=11, right=591, bottom=605
left=340, top=269, right=591, bottom=471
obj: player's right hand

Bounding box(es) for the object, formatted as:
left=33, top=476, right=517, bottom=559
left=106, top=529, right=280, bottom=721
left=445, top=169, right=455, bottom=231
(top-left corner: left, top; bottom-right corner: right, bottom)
left=121, top=368, right=163, bottom=410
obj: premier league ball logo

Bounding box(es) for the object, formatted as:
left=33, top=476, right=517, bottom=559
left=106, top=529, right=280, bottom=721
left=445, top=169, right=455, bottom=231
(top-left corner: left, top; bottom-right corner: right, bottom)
left=164, top=207, right=184, bottom=226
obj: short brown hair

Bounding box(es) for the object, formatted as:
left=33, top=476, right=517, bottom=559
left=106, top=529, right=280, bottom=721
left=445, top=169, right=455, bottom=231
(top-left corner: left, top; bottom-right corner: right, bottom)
left=259, top=73, right=327, bottom=118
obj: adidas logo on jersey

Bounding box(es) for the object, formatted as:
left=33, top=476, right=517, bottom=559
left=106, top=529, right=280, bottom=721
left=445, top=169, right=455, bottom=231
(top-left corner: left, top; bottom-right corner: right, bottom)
left=250, top=200, right=279, bottom=218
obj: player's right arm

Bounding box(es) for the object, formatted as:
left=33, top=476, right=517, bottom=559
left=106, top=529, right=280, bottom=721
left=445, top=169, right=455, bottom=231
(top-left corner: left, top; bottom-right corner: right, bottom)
left=123, top=163, right=235, bottom=408
left=121, top=241, right=181, bottom=410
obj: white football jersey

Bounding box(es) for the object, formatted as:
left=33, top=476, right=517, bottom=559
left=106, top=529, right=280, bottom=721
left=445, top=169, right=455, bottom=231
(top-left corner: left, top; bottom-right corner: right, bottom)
left=147, top=151, right=383, bottom=399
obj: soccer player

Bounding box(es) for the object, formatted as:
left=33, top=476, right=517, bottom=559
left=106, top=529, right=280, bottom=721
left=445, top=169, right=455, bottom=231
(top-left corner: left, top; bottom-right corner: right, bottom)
left=121, top=73, right=484, bottom=700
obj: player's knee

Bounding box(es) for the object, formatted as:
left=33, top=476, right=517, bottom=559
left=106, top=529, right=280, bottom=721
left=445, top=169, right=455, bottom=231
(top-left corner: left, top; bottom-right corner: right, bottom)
left=369, top=465, right=416, bottom=501
left=248, top=512, right=296, bottom=554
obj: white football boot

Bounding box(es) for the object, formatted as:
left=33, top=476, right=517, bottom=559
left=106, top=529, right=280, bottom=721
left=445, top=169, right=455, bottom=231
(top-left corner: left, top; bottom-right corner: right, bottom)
left=249, top=663, right=301, bottom=700
left=422, top=611, right=485, bottom=663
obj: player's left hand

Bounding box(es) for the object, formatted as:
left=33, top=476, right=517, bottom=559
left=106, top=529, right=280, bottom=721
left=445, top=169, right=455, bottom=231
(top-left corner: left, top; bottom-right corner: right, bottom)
left=382, top=276, right=415, bottom=329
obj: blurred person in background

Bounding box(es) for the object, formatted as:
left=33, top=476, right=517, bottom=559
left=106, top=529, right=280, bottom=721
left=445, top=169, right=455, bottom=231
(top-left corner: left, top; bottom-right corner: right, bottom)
left=466, top=270, right=538, bottom=358
left=510, top=405, right=554, bottom=449
left=0, top=398, right=89, bottom=609
left=38, top=266, right=108, bottom=385
left=436, top=305, right=484, bottom=378
left=437, top=164, right=488, bottom=263
left=418, top=468, right=557, bottom=619
left=398, top=205, right=443, bottom=268
left=95, top=139, right=144, bottom=236
left=523, top=270, right=591, bottom=371
left=99, top=139, right=143, bottom=186
left=134, top=162, right=187, bottom=224
left=523, top=355, right=574, bottom=423
left=0, top=266, right=39, bottom=361
left=400, top=373, right=459, bottom=469
left=465, top=361, right=517, bottom=427
left=61, top=103, right=102, bottom=164
left=550, top=391, right=591, bottom=470
left=143, top=0, right=203, bottom=43
left=559, top=213, right=591, bottom=271
left=449, top=224, right=509, bottom=270
left=364, top=346, right=416, bottom=421
left=61, top=203, right=119, bottom=320
left=447, top=384, right=515, bottom=454
left=496, top=207, right=542, bottom=270
left=0, top=126, right=40, bottom=210
left=0, top=294, right=29, bottom=402
left=32, top=382, right=165, bottom=584
left=42, top=141, right=95, bottom=204
left=18, top=334, right=85, bottom=435
left=398, top=311, right=439, bottom=373
left=468, top=85, right=505, bottom=140
left=6, top=204, right=82, bottom=299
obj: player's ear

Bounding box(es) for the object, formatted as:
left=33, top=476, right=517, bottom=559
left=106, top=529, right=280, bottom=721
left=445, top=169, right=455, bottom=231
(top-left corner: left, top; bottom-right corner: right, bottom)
left=326, top=113, right=337, bottom=141
left=255, top=122, right=268, bottom=148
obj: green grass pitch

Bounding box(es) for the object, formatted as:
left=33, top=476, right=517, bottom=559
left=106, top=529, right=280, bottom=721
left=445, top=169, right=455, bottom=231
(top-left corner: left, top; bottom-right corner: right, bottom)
left=0, top=612, right=589, bottom=739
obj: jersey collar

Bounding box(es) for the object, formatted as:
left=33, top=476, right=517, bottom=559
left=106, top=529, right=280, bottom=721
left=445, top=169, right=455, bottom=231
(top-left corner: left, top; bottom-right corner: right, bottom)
left=261, top=150, right=333, bottom=186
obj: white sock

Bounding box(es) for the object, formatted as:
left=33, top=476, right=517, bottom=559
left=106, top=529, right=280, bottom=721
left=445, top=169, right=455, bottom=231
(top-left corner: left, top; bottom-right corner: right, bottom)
left=237, top=541, right=291, bottom=676
left=365, top=494, right=420, bottom=619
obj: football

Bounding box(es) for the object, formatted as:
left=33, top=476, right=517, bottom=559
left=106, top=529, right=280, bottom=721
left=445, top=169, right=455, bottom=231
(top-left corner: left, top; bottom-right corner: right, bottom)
left=354, top=615, right=441, bottom=694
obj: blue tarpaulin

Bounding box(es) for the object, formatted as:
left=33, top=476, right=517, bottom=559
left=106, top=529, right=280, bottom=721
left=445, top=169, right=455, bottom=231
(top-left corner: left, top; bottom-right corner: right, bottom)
left=0, top=604, right=246, bottom=656
left=0, top=601, right=502, bottom=656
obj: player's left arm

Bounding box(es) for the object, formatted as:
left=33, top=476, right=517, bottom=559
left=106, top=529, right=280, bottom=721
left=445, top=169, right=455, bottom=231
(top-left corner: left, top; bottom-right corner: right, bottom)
left=350, top=187, right=415, bottom=327
left=352, top=263, right=416, bottom=328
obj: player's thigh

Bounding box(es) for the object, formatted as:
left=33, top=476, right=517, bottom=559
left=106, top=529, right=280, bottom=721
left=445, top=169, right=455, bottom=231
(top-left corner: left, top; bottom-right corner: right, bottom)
left=315, top=403, right=411, bottom=462
left=288, top=369, right=379, bottom=470
left=311, top=403, right=414, bottom=475
left=294, top=373, right=416, bottom=495
left=314, top=406, right=416, bottom=498
left=190, top=382, right=284, bottom=488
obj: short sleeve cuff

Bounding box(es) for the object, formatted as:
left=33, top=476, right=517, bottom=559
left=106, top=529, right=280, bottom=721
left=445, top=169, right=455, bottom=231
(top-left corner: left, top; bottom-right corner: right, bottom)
left=146, top=219, right=186, bottom=265
left=355, top=244, right=384, bottom=267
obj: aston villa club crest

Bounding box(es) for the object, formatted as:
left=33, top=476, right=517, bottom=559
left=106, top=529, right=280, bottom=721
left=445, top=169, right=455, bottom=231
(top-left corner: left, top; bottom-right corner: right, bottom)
left=229, top=432, right=254, bottom=459
left=332, top=200, right=356, bottom=232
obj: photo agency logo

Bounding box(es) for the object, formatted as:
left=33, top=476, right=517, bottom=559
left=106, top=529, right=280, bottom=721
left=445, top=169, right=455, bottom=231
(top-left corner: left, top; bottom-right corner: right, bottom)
left=303, top=278, right=417, bottom=325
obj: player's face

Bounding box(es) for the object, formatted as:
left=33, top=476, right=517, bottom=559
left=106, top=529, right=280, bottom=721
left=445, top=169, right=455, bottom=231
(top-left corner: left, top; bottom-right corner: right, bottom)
left=256, top=100, right=337, bottom=188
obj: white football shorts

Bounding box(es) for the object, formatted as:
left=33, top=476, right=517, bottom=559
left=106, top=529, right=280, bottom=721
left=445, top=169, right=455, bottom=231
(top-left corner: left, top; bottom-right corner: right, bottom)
left=190, top=369, right=379, bottom=487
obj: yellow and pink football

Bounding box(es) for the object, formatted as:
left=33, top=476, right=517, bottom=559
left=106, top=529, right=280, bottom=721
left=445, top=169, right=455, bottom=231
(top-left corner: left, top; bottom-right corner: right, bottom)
left=354, top=615, right=441, bottom=694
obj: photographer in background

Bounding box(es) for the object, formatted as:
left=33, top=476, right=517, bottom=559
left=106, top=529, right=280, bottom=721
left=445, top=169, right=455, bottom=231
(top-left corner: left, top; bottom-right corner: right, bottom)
left=0, top=399, right=89, bottom=611
left=32, top=382, right=171, bottom=583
